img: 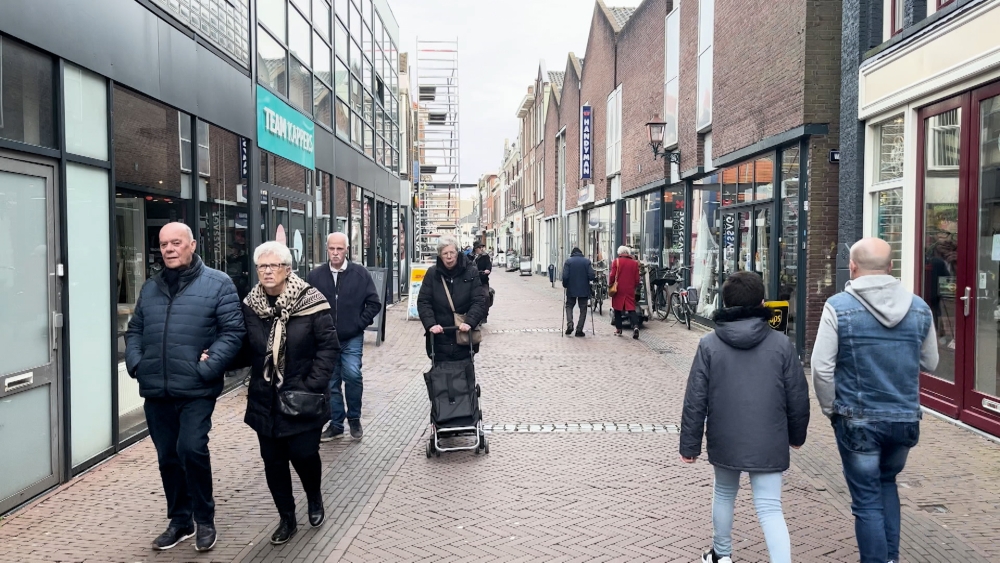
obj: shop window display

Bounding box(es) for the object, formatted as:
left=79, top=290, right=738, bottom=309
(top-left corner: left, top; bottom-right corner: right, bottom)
left=199, top=123, right=251, bottom=300
left=690, top=176, right=720, bottom=316
left=662, top=187, right=685, bottom=269
left=779, top=146, right=801, bottom=346
left=586, top=205, right=614, bottom=269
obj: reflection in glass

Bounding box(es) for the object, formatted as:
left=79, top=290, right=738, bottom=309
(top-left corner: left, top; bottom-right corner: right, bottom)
left=976, top=95, right=1000, bottom=398
left=875, top=188, right=903, bottom=279
left=314, top=0, right=330, bottom=39
left=877, top=116, right=905, bottom=183
left=314, top=79, right=332, bottom=128
left=351, top=191, right=363, bottom=261
left=288, top=5, right=312, bottom=66
left=314, top=32, right=332, bottom=79
left=0, top=36, right=56, bottom=148
left=199, top=126, right=250, bottom=300
left=755, top=157, right=773, bottom=200
left=780, top=147, right=800, bottom=346
left=691, top=179, right=720, bottom=316
left=258, top=0, right=286, bottom=41
left=756, top=208, right=771, bottom=299
left=662, top=188, right=685, bottom=269
left=335, top=99, right=350, bottom=138
left=289, top=57, right=313, bottom=114
left=258, top=27, right=288, bottom=96
left=922, top=108, right=961, bottom=384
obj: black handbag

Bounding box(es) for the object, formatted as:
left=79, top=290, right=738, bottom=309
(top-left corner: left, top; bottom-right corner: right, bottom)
left=277, top=390, right=328, bottom=419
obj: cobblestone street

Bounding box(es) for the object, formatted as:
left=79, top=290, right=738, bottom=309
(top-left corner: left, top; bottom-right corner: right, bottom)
left=2, top=270, right=1000, bottom=562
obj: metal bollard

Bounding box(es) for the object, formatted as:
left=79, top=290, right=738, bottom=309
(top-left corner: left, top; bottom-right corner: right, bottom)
left=548, top=264, right=556, bottom=287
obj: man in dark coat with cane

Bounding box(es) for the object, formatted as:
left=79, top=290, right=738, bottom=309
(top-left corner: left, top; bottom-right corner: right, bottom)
left=562, top=247, right=596, bottom=337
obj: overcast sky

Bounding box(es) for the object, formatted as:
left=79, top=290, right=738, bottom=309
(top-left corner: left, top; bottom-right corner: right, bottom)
left=388, top=0, right=643, bottom=184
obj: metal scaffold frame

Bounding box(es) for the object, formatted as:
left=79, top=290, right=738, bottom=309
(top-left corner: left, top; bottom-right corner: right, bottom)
left=415, top=38, right=461, bottom=262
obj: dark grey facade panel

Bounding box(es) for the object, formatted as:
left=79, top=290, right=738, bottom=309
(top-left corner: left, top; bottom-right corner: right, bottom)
left=0, top=0, right=252, bottom=138
left=315, top=127, right=336, bottom=173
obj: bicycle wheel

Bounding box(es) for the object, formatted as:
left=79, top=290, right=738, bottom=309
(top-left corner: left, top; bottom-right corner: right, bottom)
left=683, top=302, right=692, bottom=330
left=670, top=292, right=686, bottom=325
left=653, top=287, right=669, bottom=321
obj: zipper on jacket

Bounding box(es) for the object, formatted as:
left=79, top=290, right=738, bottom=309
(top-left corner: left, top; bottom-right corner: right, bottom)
left=162, top=296, right=175, bottom=397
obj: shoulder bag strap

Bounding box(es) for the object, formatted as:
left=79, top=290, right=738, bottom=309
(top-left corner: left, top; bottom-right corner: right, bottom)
left=441, top=277, right=457, bottom=313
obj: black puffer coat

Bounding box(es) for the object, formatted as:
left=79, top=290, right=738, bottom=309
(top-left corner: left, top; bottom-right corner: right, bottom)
left=679, top=306, right=810, bottom=472
left=125, top=255, right=246, bottom=399
left=417, top=253, right=486, bottom=361
left=241, top=302, right=341, bottom=438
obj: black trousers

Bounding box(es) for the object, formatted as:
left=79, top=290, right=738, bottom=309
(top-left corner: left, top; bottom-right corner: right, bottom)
left=565, top=296, right=588, bottom=330
left=257, top=428, right=323, bottom=521
left=144, top=397, right=217, bottom=527
left=613, top=309, right=640, bottom=331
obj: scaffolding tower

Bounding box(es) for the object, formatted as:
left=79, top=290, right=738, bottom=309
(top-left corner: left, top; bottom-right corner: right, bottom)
left=415, top=38, right=461, bottom=262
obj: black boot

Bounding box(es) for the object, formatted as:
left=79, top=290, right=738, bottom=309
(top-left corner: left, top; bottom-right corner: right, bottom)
left=307, top=492, right=325, bottom=527
left=270, top=517, right=297, bottom=545
left=566, top=321, right=574, bottom=335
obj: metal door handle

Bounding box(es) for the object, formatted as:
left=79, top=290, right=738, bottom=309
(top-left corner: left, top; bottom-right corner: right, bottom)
left=961, top=287, right=972, bottom=317
left=52, top=312, right=63, bottom=349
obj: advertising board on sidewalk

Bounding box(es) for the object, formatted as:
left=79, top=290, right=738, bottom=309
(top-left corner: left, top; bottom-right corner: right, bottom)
left=406, top=265, right=430, bottom=320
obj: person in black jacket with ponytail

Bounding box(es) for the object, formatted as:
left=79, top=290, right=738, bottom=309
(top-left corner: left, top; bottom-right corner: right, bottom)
left=241, top=241, right=340, bottom=546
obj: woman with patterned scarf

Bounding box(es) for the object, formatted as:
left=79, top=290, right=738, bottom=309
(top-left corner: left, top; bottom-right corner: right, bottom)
left=240, top=241, right=340, bottom=545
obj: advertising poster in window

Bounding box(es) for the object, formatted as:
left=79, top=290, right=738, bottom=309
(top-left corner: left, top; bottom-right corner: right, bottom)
left=406, top=264, right=430, bottom=320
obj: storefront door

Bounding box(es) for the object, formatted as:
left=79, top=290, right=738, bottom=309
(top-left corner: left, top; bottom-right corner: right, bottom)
left=0, top=155, right=62, bottom=514
left=919, top=82, right=1000, bottom=434
left=721, top=206, right=773, bottom=299
left=266, top=185, right=313, bottom=279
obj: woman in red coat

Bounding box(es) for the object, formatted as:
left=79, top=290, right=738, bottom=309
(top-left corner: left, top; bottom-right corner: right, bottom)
left=609, top=246, right=642, bottom=338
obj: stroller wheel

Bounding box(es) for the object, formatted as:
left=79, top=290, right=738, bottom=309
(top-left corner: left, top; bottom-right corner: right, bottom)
left=483, top=437, right=490, bottom=454
left=476, top=384, right=481, bottom=397
left=426, top=441, right=433, bottom=458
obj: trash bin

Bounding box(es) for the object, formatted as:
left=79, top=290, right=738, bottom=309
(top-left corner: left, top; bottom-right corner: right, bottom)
left=519, top=256, right=532, bottom=276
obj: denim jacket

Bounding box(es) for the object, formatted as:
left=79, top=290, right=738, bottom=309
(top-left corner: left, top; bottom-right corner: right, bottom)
left=811, top=275, right=938, bottom=421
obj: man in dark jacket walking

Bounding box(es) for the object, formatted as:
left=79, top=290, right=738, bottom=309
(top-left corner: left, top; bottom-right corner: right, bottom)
left=811, top=238, right=938, bottom=563
left=473, top=243, right=493, bottom=323
left=308, top=232, right=381, bottom=441
left=680, top=271, right=809, bottom=563
left=125, top=222, right=245, bottom=552
left=562, top=247, right=596, bottom=337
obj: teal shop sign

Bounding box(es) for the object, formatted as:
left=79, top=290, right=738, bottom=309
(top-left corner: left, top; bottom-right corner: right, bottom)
left=256, top=85, right=315, bottom=170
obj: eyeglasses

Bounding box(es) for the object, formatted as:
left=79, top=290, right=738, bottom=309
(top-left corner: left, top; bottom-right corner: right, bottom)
left=256, top=263, right=288, bottom=272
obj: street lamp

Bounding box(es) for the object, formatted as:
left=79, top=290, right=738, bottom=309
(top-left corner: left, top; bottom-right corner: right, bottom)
left=646, top=121, right=680, bottom=164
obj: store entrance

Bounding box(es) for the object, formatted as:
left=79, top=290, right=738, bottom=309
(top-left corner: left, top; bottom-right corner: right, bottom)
left=918, top=81, right=1000, bottom=435
left=0, top=154, right=63, bottom=514
left=721, top=205, right=773, bottom=300
left=264, top=184, right=314, bottom=279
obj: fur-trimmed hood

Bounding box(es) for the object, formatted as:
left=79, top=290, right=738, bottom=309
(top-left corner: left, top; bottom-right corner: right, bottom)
left=711, top=306, right=772, bottom=350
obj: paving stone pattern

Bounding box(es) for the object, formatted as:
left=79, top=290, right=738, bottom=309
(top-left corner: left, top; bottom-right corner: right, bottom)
left=1, top=270, right=1000, bottom=563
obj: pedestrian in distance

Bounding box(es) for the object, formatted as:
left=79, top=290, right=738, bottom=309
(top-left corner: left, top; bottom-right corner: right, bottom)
left=417, top=236, right=486, bottom=362
left=811, top=237, right=938, bottom=563
left=473, top=243, right=493, bottom=324
left=308, top=232, right=381, bottom=442
left=239, top=242, right=340, bottom=545
left=680, top=271, right=809, bottom=563
left=124, top=222, right=246, bottom=552
left=562, top=246, right=596, bottom=337
left=608, top=246, right=641, bottom=338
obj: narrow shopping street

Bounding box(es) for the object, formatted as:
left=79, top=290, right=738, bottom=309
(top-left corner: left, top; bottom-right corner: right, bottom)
left=2, top=270, right=1000, bottom=563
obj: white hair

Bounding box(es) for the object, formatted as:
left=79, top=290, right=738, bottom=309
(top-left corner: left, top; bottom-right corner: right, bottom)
left=617, top=245, right=632, bottom=256
left=253, top=241, right=293, bottom=266
left=437, top=236, right=460, bottom=255
left=327, top=231, right=350, bottom=247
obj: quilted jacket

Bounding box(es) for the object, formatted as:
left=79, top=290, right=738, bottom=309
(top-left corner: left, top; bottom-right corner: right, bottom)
left=125, top=255, right=246, bottom=399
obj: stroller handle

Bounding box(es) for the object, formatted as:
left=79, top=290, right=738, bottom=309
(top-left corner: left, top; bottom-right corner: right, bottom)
left=428, top=325, right=476, bottom=360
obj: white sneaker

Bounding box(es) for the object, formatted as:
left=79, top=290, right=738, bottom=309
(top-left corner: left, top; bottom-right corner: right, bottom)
left=701, top=548, right=732, bottom=563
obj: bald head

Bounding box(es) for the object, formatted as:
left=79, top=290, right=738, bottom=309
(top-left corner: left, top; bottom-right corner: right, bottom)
left=849, top=237, right=892, bottom=279
left=159, top=222, right=197, bottom=269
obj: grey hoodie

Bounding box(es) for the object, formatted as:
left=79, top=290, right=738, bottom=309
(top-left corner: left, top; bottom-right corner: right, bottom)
left=810, top=275, right=939, bottom=417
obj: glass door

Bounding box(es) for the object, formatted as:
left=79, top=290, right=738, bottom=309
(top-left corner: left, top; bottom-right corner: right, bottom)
left=0, top=156, right=62, bottom=514
left=969, top=84, right=1000, bottom=429
left=267, top=187, right=312, bottom=279
left=918, top=95, right=969, bottom=414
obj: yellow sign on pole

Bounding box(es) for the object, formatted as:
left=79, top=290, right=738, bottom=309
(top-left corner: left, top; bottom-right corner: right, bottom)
left=764, top=301, right=789, bottom=333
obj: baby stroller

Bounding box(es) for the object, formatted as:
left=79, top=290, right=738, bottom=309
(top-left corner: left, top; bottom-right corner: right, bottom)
left=424, top=327, right=488, bottom=457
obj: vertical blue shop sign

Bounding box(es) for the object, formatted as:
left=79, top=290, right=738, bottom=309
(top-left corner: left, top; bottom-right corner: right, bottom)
left=256, top=85, right=315, bottom=170
left=580, top=105, right=592, bottom=179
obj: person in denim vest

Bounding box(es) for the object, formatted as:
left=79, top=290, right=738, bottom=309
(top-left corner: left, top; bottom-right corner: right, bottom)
left=811, top=237, right=939, bottom=563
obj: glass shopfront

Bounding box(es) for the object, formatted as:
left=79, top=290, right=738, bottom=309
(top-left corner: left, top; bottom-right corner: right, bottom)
left=586, top=205, right=615, bottom=270
left=662, top=186, right=685, bottom=270
left=623, top=192, right=661, bottom=266
left=690, top=174, right=721, bottom=316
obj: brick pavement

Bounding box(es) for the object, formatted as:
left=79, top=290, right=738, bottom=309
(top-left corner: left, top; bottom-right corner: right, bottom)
left=2, top=269, right=1000, bottom=562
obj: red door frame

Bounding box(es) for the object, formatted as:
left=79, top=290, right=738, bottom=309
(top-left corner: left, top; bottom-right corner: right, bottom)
left=915, top=93, right=971, bottom=418
left=962, top=81, right=1000, bottom=437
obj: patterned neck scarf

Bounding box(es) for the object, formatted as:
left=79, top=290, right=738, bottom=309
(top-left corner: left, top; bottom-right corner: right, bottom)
left=244, top=273, right=330, bottom=388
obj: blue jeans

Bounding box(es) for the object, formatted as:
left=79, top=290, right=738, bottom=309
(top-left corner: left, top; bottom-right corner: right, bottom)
left=712, top=467, right=790, bottom=563
left=330, top=334, right=364, bottom=430
left=833, top=417, right=919, bottom=563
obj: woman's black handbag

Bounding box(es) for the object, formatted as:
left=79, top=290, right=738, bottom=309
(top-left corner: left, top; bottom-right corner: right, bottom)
left=277, top=390, right=328, bottom=419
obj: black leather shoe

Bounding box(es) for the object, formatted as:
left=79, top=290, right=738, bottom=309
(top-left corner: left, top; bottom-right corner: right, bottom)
left=151, top=523, right=195, bottom=550
left=194, top=521, right=217, bottom=551
left=574, top=331, right=585, bottom=337
left=307, top=492, right=325, bottom=527
left=270, top=518, right=297, bottom=545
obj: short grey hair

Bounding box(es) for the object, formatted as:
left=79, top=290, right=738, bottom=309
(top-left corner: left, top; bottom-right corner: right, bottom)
left=253, top=241, right=293, bottom=266
left=327, top=232, right=350, bottom=247
left=437, top=236, right=460, bottom=255
left=617, top=245, right=632, bottom=256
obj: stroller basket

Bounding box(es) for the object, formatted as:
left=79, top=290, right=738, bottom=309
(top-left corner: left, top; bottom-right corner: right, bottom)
left=424, top=326, right=488, bottom=456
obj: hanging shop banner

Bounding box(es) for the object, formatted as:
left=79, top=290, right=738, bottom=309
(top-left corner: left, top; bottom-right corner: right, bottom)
left=580, top=105, right=592, bottom=179
left=406, top=265, right=430, bottom=320
left=764, top=301, right=789, bottom=334
left=256, top=85, right=315, bottom=170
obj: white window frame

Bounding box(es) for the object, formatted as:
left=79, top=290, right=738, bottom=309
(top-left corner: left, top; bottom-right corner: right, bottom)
left=696, top=0, right=714, bottom=132
left=867, top=114, right=907, bottom=280
left=606, top=86, right=623, bottom=176
left=663, top=4, right=680, bottom=149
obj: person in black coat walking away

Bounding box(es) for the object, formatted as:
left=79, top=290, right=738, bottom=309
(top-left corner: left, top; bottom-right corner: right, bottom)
left=473, top=243, right=493, bottom=323
left=308, top=232, right=381, bottom=442
left=125, top=222, right=245, bottom=552
left=417, top=236, right=487, bottom=362
left=679, top=271, right=809, bottom=563
left=241, top=241, right=340, bottom=545
left=562, top=247, right=596, bottom=337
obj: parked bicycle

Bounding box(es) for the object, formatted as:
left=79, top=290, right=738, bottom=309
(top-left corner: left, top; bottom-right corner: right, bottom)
left=650, top=265, right=696, bottom=329
left=590, top=268, right=609, bottom=315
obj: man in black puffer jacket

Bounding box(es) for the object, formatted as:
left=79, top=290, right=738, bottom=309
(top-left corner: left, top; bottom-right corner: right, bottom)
left=125, top=222, right=245, bottom=553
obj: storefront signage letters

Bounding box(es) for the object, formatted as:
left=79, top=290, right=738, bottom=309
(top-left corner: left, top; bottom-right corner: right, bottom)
left=239, top=137, right=249, bottom=179
left=256, top=85, right=315, bottom=170
left=581, top=105, right=592, bottom=179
